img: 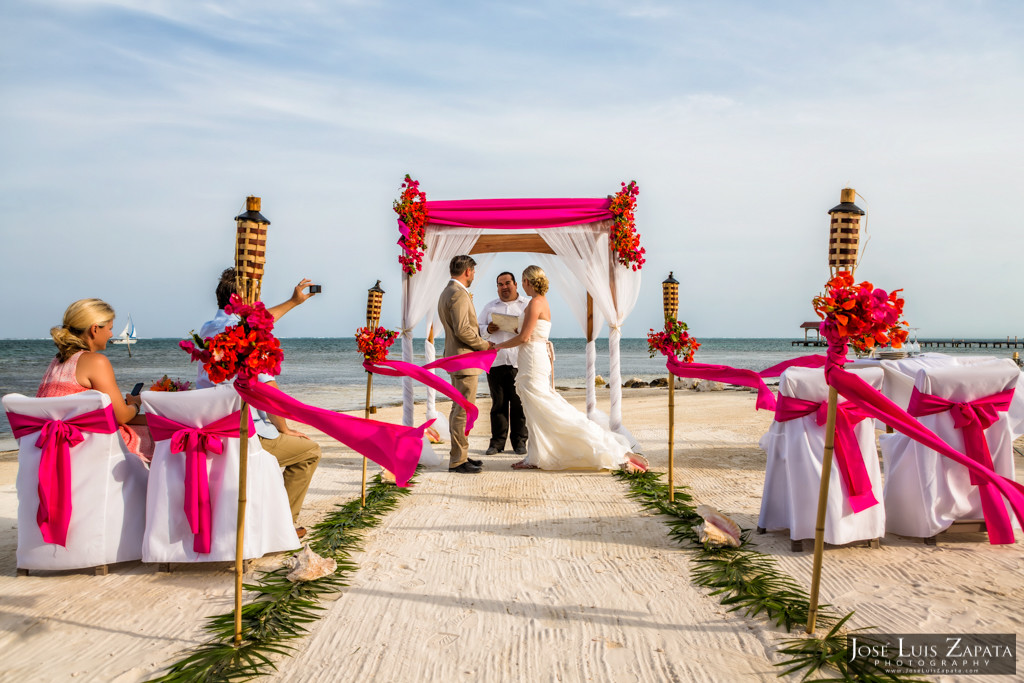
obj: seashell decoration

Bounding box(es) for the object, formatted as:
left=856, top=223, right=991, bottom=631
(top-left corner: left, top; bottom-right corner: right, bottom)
left=694, top=504, right=742, bottom=548
left=286, top=543, right=337, bottom=582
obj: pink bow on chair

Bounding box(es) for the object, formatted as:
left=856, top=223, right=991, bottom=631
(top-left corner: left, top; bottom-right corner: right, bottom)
left=907, top=386, right=1015, bottom=538
left=147, top=411, right=253, bottom=554
left=6, top=405, right=118, bottom=546
left=774, top=395, right=878, bottom=512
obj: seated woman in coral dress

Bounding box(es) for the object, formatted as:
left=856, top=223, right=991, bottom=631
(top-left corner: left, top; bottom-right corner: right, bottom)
left=38, top=298, right=152, bottom=462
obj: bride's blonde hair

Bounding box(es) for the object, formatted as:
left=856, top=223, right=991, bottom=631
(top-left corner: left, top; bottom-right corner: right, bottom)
left=50, top=298, right=115, bottom=362
left=522, top=265, right=549, bottom=296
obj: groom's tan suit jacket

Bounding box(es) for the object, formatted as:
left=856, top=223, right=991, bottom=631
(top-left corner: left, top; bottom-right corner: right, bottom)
left=437, top=280, right=490, bottom=376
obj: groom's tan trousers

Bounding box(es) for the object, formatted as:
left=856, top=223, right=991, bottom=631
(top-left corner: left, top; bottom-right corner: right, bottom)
left=449, top=374, right=478, bottom=468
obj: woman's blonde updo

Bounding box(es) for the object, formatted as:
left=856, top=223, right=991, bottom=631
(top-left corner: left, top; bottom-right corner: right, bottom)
left=522, top=265, right=549, bottom=296
left=50, top=298, right=116, bottom=362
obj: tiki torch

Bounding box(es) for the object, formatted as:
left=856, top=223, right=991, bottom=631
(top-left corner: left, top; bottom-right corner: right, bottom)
left=807, top=188, right=863, bottom=634
left=663, top=272, right=679, bottom=502
left=362, top=280, right=385, bottom=506
left=232, top=195, right=270, bottom=646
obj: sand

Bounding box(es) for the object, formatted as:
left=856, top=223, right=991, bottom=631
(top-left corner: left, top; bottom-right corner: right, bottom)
left=0, top=387, right=1021, bottom=682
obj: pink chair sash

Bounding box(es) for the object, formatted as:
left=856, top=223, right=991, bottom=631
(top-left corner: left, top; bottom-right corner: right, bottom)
left=146, top=411, right=252, bottom=554
left=666, top=354, right=827, bottom=411
left=822, top=341, right=1024, bottom=544
left=233, top=378, right=432, bottom=487
left=364, top=349, right=498, bottom=435
left=907, top=387, right=1014, bottom=484
left=6, top=405, right=118, bottom=547
left=774, top=395, right=878, bottom=512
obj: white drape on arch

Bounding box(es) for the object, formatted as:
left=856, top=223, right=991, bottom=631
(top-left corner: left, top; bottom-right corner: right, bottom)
left=401, top=228, right=482, bottom=426
left=541, top=223, right=642, bottom=448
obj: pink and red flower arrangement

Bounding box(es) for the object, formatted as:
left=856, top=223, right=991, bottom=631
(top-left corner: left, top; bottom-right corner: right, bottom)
left=179, top=294, right=283, bottom=384
left=812, top=271, right=908, bottom=354
left=394, top=174, right=429, bottom=276
left=149, top=375, right=193, bottom=392
left=609, top=180, right=645, bottom=271
left=356, top=325, right=399, bottom=363
left=648, top=317, right=700, bottom=363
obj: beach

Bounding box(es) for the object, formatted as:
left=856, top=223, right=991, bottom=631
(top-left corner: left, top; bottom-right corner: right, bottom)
left=1, top=386, right=1021, bottom=682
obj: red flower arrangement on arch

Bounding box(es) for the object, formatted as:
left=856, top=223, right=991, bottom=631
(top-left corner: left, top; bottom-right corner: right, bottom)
left=179, top=294, right=283, bottom=384
left=812, top=271, right=909, bottom=354
left=609, top=180, right=645, bottom=271
left=648, top=317, right=700, bottom=362
left=394, top=174, right=429, bottom=276
left=356, top=325, right=399, bottom=363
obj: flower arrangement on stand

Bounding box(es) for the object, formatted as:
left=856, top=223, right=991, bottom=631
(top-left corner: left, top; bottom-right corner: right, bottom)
left=180, top=294, right=283, bottom=381
left=355, top=325, right=399, bottom=362
left=394, top=174, right=429, bottom=276
left=609, top=180, right=645, bottom=271
left=148, top=375, right=193, bottom=392
left=648, top=317, right=700, bottom=362
left=811, top=270, right=908, bottom=355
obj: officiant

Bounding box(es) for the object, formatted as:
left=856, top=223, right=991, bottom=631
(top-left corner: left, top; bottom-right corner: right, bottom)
left=479, top=271, right=530, bottom=456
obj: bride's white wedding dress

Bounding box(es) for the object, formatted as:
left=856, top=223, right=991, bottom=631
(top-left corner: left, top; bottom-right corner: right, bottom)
left=516, top=319, right=630, bottom=470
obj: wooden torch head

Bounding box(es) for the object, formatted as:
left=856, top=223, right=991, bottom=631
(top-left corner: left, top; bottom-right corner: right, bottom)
left=827, top=188, right=864, bottom=276
left=367, top=280, right=385, bottom=327
left=662, top=272, right=679, bottom=320
left=234, top=195, right=271, bottom=304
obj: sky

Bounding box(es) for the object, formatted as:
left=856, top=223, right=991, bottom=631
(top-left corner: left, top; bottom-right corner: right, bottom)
left=1, top=0, right=1022, bottom=341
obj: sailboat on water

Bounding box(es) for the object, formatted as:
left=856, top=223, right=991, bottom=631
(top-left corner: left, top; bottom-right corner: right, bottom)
left=112, top=314, right=138, bottom=356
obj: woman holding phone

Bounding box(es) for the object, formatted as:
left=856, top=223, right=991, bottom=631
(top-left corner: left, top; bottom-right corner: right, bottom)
left=38, top=298, right=152, bottom=462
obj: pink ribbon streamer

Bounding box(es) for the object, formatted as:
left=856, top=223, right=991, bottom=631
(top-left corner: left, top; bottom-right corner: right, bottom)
left=822, top=341, right=1024, bottom=544
left=146, top=411, right=252, bottom=554
left=774, top=395, right=878, bottom=512
left=6, top=405, right=118, bottom=546
left=666, top=354, right=827, bottom=411
left=233, top=378, right=431, bottom=487
left=364, top=349, right=497, bottom=436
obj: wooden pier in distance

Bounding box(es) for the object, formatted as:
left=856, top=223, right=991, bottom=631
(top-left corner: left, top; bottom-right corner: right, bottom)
left=791, top=337, right=1024, bottom=348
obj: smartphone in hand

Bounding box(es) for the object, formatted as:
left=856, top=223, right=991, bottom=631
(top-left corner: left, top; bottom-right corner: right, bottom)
left=308, top=284, right=322, bottom=294
left=131, top=382, right=144, bottom=395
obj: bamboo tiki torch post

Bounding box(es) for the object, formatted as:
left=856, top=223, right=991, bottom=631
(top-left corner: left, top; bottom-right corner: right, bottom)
left=362, top=281, right=385, bottom=506
left=806, top=188, right=864, bottom=634
left=662, top=272, right=679, bottom=502
left=232, top=195, right=270, bottom=647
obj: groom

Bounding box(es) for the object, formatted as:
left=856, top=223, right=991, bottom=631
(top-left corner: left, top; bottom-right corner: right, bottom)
left=437, top=255, right=494, bottom=474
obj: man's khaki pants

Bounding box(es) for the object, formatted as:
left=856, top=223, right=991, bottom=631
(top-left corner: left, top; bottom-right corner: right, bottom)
left=449, top=373, right=478, bottom=468
left=259, top=433, right=322, bottom=524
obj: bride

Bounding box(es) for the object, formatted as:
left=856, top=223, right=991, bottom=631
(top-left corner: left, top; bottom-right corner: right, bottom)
left=496, top=265, right=647, bottom=473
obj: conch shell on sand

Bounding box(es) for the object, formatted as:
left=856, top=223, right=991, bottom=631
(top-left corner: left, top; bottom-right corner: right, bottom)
left=286, top=543, right=337, bottom=582
left=694, top=505, right=742, bottom=548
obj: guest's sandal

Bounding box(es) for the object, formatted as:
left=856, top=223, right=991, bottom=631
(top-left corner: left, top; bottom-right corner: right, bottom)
left=511, top=459, right=539, bottom=470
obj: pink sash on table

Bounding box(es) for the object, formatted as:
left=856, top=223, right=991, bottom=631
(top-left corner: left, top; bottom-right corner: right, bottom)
left=146, top=411, right=253, bottom=554
left=774, top=395, right=878, bottom=512
left=6, top=405, right=118, bottom=547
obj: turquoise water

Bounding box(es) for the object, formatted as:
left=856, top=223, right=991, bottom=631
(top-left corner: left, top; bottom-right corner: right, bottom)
left=1, top=337, right=1013, bottom=438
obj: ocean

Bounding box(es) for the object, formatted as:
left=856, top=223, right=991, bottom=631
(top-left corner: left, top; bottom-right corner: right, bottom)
left=1, top=337, right=1013, bottom=440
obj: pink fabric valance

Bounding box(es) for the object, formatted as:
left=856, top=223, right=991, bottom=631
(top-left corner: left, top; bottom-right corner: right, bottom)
left=7, top=405, right=119, bottom=547
left=421, top=198, right=613, bottom=230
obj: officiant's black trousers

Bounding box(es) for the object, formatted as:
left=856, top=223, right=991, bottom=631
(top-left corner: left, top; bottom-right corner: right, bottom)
left=486, top=364, right=528, bottom=451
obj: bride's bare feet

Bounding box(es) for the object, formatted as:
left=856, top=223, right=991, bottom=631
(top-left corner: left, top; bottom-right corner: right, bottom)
left=622, top=453, right=648, bottom=473
left=511, top=459, right=539, bottom=470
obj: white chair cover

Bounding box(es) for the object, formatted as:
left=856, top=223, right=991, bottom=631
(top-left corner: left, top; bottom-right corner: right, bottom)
left=757, top=366, right=885, bottom=545
left=4, top=391, right=148, bottom=571
left=141, top=385, right=300, bottom=562
left=879, top=359, right=1020, bottom=538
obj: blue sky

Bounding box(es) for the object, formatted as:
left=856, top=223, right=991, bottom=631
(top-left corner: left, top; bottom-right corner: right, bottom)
left=2, top=0, right=1022, bottom=340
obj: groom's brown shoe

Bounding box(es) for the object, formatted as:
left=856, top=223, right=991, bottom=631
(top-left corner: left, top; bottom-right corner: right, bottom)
left=449, top=461, right=482, bottom=474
